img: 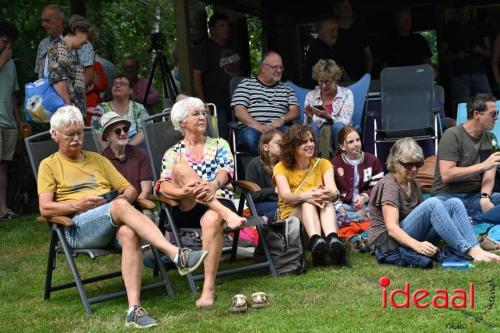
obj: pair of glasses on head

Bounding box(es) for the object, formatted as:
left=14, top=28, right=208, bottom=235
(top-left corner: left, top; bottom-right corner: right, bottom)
left=478, top=110, right=500, bottom=119
left=399, top=159, right=425, bottom=170
left=263, top=63, right=285, bottom=71
left=113, top=125, right=130, bottom=135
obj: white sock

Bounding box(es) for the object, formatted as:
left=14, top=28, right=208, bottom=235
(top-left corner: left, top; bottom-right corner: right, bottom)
left=173, top=253, right=179, bottom=265
left=127, top=306, right=137, bottom=316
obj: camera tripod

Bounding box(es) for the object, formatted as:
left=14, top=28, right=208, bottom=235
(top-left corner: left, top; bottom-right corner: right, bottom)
left=143, top=32, right=178, bottom=111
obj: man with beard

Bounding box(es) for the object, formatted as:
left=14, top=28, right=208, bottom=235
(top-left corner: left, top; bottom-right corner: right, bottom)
left=231, top=51, right=299, bottom=156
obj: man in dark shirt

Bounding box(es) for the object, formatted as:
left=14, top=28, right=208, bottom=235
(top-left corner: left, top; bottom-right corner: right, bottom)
left=303, top=17, right=341, bottom=88
left=383, top=7, right=432, bottom=67
left=192, top=13, right=241, bottom=139
left=440, top=3, right=491, bottom=105
left=334, top=0, right=373, bottom=82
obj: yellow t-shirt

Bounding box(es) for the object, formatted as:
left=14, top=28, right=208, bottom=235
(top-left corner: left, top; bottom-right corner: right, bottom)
left=38, top=151, right=130, bottom=202
left=273, top=157, right=333, bottom=219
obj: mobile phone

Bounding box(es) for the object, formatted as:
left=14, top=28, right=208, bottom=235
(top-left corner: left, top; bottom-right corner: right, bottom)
left=100, top=190, right=118, bottom=203
left=313, top=105, right=324, bottom=110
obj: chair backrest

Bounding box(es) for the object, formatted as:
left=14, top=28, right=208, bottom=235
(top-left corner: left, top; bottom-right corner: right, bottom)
left=229, top=76, right=246, bottom=100
left=25, top=127, right=98, bottom=179
left=286, top=80, right=312, bottom=125
left=347, top=73, right=371, bottom=130
left=141, top=111, right=183, bottom=180
left=380, top=65, right=434, bottom=131
left=457, top=101, right=500, bottom=139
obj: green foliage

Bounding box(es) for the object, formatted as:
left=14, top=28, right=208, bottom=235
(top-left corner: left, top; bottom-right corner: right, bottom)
left=247, top=15, right=262, bottom=75
left=419, top=30, right=438, bottom=65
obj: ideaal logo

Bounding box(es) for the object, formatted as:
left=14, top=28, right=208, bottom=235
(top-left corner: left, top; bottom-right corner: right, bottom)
left=379, top=276, right=474, bottom=309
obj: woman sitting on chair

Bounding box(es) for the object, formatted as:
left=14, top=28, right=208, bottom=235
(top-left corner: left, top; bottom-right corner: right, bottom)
left=273, top=125, right=347, bottom=267
left=245, top=130, right=283, bottom=222
left=304, top=59, right=354, bottom=151
left=368, top=138, right=500, bottom=266
left=156, top=97, right=246, bottom=307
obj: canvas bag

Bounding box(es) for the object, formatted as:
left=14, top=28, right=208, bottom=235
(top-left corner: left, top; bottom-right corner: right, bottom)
left=24, top=53, right=65, bottom=123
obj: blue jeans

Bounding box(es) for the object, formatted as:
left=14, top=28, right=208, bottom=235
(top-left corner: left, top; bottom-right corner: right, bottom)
left=64, top=203, right=120, bottom=249
left=434, top=192, right=500, bottom=224
left=400, top=197, right=478, bottom=254
left=310, top=121, right=346, bottom=149
left=451, top=73, right=492, bottom=104
left=238, top=125, right=287, bottom=156
left=255, top=201, right=278, bottom=222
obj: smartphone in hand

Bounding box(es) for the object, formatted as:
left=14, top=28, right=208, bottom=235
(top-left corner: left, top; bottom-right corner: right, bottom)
left=100, top=190, right=118, bottom=203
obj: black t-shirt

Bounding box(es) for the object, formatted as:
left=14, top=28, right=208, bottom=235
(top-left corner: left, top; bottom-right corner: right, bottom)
left=336, top=24, right=369, bottom=81
left=192, top=38, right=240, bottom=107
left=443, top=21, right=487, bottom=75
left=303, top=38, right=341, bottom=88
left=384, top=33, right=432, bottom=67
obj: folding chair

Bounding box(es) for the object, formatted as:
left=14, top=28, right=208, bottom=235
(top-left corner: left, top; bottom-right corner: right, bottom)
left=348, top=73, right=371, bottom=132
left=142, top=112, right=277, bottom=294
left=368, top=65, right=440, bottom=157
left=25, top=128, right=173, bottom=315
left=286, top=80, right=311, bottom=125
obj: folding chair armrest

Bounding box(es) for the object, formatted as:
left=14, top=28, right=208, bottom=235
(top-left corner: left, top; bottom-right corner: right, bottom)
left=366, top=111, right=377, bottom=118
left=432, top=106, right=441, bottom=114
left=232, top=180, right=262, bottom=192
left=134, top=198, right=156, bottom=210
left=148, top=194, right=179, bottom=207
left=37, top=215, right=74, bottom=227
left=228, top=121, right=239, bottom=129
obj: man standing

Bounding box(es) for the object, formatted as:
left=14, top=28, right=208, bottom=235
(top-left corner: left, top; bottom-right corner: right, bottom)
left=38, top=106, right=207, bottom=328
left=231, top=51, right=299, bottom=156
left=192, top=13, right=241, bottom=139
left=303, top=17, right=341, bottom=88
left=0, top=21, right=29, bottom=220
left=432, top=94, right=500, bottom=223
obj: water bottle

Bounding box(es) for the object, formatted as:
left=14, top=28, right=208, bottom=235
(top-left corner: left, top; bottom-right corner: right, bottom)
left=442, top=261, right=474, bottom=270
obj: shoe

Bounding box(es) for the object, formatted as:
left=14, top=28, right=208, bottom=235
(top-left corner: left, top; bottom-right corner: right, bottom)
left=479, top=235, right=500, bottom=251
left=125, top=305, right=158, bottom=329
left=176, top=248, right=208, bottom=276
left=250, top=292, right=269, bottom=309
left=311, top=238, right=328, bottom=266
left=0, top=209, right=17, bottom=221
left=328, top=236, right=347, bottom=266
left=229, top=294, right=248, bottom=313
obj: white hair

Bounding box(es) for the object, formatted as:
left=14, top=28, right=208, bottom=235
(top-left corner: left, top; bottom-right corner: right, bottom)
left=170, top=97, right=205, bottom=135
left=386, top=137, right=424, bottom=173
left=50, top=105, right=84, bottom=133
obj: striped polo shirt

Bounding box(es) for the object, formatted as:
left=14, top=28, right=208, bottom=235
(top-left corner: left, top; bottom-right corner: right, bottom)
left=230, top=76, right=299, bottom=129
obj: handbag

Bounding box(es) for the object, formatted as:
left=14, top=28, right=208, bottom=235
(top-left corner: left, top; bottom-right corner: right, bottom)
left=24, top=53, right=65, bottom=123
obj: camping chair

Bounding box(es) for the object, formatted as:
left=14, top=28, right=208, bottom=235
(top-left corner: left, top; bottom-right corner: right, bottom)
left=348, top=73, right=371, bottom=133
left=142, top=112, right=277, bottom=294
left=367, top=65, right=440, bottom=157
left=25, top=128, right=174, bottom=315
left=205, top=103, right=219, bottom=138
left=286, top=80, right=311, bottom=125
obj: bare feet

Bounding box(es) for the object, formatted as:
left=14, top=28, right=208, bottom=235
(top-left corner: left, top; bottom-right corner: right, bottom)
left=221, top=210, right=246, bottom=230
left=195, top=289, right=215, bottom=307
left=468, top=246, right=500, bottom=262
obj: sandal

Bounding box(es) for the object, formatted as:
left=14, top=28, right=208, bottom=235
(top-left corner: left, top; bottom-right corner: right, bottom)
left=229, top=294, right=248, bottom=313
left=250, top=292, right=269, bottom=309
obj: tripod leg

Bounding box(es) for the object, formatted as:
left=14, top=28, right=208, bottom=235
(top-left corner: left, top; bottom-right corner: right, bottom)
left=143, top=55, right=160, bottom=109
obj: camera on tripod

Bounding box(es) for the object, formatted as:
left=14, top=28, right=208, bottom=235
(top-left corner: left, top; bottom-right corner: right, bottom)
left=149, top=32, right=164, bottom=53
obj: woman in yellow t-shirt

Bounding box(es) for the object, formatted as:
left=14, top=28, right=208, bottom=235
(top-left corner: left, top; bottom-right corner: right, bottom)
left=273, top=125, right=347, bottom=267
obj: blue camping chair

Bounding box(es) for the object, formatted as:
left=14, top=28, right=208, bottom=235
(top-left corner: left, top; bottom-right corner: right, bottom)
left=456, top=101, right=500, bottom=139
left=348, top=73, right=371, bottom=131
left=286, top=80, right=311, bottom=125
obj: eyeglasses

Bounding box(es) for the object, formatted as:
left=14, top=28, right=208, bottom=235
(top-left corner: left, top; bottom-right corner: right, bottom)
left=399, top=159, right=425, bottom=170
left=318, top=80, right=334, bottom=87
left=113, top=81, right=129, bottom=87
left=189, top=111, right=206, bottom=119
left=114, top=125, right=130, bottom=135
left=263, top=63, right=285, bottom=71
left=479, top=110, right=499, bottom=119
left=61, top=130, right=84, bottom=138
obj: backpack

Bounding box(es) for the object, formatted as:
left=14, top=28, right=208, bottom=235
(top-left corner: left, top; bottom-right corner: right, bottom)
left=255, top=216, right=306, bottom=275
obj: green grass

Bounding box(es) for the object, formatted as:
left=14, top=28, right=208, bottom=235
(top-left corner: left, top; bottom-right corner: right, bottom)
left=0, top=215, right=498, bottom=333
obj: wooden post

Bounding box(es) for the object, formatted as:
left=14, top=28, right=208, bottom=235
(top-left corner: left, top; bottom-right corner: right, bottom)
left=174, top=0, right=194, bottom=94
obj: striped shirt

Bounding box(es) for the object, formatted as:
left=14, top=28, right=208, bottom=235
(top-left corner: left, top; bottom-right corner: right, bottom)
left=230, top=76, right=299, bottom=129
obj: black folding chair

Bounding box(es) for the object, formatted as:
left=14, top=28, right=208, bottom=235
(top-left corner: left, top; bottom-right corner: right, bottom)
left=142, top=112, right=277, bottom=294
left=25, top=128, right=173, bottom=315
left=368, top=64, right=441, bottom=157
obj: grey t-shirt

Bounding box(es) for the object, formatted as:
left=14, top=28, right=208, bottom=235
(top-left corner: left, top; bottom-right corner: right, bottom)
left=431, top=125, right=492, bottom=194
left=368, top=173, right=422, bottom=246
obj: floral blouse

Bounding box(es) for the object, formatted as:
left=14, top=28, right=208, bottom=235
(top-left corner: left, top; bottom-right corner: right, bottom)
left=47, top=38, right=86, bottom=115
left=304, top=85, right=354, bottom=128
left=156, top=137, right=234, bottom=200
left=95, top=101, right=147, bottom=139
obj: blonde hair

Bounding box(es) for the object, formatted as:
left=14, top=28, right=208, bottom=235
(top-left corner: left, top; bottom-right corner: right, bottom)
left=311, top=59, right=342, bottom=82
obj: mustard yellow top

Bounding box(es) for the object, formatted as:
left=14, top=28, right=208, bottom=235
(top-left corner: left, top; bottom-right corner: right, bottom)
left=273, top=157, right=333, bottom=219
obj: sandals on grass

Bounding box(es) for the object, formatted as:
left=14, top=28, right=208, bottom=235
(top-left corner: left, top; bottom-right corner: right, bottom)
left=229, top=292, right=269, bottom=313
left=250, top=292, right=269, bottom=309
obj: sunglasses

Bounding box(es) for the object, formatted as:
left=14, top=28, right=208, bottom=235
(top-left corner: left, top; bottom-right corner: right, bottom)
left=479, top=110, right=500, bottom=118
left=399, top=159, right=425, bottom=170
left=114, top=125, right=130, bottom=136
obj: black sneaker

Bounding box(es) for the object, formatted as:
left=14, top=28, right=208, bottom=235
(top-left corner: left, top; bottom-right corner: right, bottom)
left=125, top=305, right=158, bottom=329
left=311, top=238, right=328, bottom=266
left=328, top=236, right=347, bottom=266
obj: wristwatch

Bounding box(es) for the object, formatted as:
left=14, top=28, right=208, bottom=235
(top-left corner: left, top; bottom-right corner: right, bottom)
left=480, top=193, right=491, bottom=200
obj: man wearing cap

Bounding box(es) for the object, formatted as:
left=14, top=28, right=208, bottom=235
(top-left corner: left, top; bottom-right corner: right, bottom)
left=100, top=112, right=153, bottom=202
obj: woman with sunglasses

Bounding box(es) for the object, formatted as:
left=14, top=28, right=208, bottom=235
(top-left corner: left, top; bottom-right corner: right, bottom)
left=368, top=138, right=500, bottom=266
left=304, top=59, right=354, bottom=152
left=91, top=74, right=147, bottom=148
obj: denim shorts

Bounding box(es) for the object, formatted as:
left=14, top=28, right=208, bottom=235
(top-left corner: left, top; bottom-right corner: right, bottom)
left=64, top=203, right=120, bottom=249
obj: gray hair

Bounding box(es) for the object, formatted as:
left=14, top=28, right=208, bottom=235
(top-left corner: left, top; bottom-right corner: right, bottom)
left=50, top=105, right=84, bottom=133
left=386, top=137, right=423, bottom=173
left=43, top=4, right=64, bottom=20
left=170, top=97, right=205, bottom=135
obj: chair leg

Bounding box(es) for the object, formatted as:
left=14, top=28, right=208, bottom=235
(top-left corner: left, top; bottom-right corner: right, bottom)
left=55, top=227, right=93, bottom=315
left=44, top=227, right=58, bottom=300
left=151, top=247, right=174, bottom=298
left=256, top=223, right=278, bottom=277
left=230, top=230, right=239, bottom=262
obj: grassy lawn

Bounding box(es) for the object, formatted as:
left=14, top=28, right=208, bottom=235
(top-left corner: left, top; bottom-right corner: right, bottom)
left=0, top=215, right=498, bottom=333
